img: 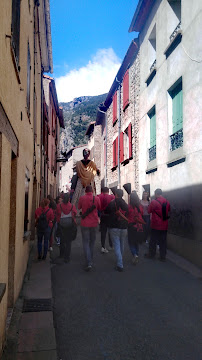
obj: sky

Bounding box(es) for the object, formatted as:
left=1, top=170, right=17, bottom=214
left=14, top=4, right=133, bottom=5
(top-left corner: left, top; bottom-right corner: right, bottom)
left=49, top=0, right=139, bottom=102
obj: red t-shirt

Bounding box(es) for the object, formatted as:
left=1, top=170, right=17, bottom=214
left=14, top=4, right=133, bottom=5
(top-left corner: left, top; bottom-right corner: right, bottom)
left=148, top=196, right=170, bottom=230
left=35, top=206, right=54, bottom=228
left=98, top=193, right=115, bottom=212
left=78, top=193, right=101, bottom=227
left=128, top=204, right=144, bottom=232
left=56, top=202, right=77, bottom=223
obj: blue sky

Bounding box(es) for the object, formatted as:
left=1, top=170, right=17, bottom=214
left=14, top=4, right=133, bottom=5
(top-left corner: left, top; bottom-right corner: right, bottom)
left=50, top=0, right=139, bottom=102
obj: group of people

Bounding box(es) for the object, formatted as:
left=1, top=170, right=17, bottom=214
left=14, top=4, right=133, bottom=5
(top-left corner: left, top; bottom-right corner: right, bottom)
left=35, top=185, right=170, bottom=272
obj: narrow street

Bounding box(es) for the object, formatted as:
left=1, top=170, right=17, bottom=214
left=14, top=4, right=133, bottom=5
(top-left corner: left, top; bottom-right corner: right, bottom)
left=51, top=229, right=202, bottom=360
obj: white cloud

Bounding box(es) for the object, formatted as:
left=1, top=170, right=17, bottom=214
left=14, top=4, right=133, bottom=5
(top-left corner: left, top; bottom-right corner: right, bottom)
left=55, top=48, right=121, bottom=102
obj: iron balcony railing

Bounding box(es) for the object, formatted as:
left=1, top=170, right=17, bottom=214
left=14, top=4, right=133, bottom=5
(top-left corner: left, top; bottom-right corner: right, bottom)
left=170, top=128, right=183, bottom=151
left=150, top=59, right=156, bottom=73
left=170, top=21, right=181, bottom=42
left=149, top=145, right=156, bottom=162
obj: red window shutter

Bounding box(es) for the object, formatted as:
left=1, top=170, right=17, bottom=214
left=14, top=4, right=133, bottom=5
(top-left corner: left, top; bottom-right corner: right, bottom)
left=104, top=141, right=106, bottom=166
left=115, top=137, right=118, bottom=166
left=120, top=132, right=124, bottom=163
left=113, top=91, right=117, bottom=124
left=113, top=141, right=116, bottom=167
left=128, top=123, right=132, bottom=158
left=123, top=69, right=129, bottom=110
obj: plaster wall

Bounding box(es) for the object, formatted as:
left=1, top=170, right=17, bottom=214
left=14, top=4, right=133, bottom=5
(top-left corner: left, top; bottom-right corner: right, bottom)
left=137, top=0, right=202, bottom=266
left=0, top=0, right=48, bottom=353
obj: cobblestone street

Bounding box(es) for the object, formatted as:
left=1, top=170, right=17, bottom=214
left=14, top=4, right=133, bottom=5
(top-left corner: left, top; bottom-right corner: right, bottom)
left=51, top=229, right=202, bottom=360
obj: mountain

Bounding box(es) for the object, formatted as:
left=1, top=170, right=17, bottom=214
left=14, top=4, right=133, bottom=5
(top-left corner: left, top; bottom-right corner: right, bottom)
left=60, top=93, right=107, bottom=152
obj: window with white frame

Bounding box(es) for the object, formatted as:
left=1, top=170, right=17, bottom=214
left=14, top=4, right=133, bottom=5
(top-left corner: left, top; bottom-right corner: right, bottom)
left=124, top=128, right=129, bottom=160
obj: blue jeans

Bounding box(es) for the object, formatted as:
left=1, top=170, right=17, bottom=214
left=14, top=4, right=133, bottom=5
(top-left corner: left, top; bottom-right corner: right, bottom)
left=81, top=226, right=96, bottom=266
left=109, top=228, right=127, bottom=268
left=37, top=226, right=51, bottom=258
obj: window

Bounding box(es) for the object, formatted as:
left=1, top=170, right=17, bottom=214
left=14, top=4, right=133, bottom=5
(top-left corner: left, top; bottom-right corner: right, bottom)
left=113, top=92, right=117, bottom=125
left=24, top=168, right=30, bottom=232
left=11, top=0, right=21, bottom=67
left=123, top=123, right=132, bottom=161
left=148, top=107, right=156, bottom=161
left=148, top=24, right=156, bottom=72
left=112, top=137, right=118, bottom=167
left=123, top=70, right=129, bottom=110
left=26, top=43, right=31, bottom=113
left=167, top=0, right=181, bottom=42
left=169, top=80, right=183, bottom=151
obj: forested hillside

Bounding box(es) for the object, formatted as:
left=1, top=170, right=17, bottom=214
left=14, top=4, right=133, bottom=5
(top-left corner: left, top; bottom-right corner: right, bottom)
left=60, top=93, right=107, bottom=152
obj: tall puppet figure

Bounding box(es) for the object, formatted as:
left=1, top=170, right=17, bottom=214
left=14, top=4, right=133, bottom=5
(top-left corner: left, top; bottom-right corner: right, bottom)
left=71, top=148, right=100, bottom=208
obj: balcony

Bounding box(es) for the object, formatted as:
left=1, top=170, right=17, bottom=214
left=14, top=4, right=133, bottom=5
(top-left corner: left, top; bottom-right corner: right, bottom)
left=148, top=145, right=156, bottom=162
left=170, top=21, right=181, bottom=42
left=170, top=128, right=183, bottom=151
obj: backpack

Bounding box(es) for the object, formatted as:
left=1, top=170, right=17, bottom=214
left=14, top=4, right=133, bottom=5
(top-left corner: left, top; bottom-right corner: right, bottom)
left=59, top=204, right=77, bottom=240
left=37, top=209, right=50, bottom=232
left=155, top=199, right=169, bottom=221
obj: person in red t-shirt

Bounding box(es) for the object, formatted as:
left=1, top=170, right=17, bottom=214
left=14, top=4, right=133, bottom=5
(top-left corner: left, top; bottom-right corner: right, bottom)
left=78, top=185, right=101, bottom=271
left=98, top=187, right=115, bottom=253
left=35, top=198, right=54, bottom=260
left=128, top=191, right=145, bottom=265
left=145, top=188, right=170, bottom=261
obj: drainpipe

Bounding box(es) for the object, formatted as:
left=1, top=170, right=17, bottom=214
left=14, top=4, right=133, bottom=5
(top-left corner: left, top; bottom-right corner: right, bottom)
left=116, top=78, right=121, bottom=189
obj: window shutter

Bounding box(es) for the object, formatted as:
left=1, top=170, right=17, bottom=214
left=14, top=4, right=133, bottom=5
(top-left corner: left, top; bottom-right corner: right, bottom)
left=115, top=137, right=118, bottom=166
left=120, top=132, right=124, bottom=163
left=104, top=141, right=106, bottom=166
left=27, top=43, right=31, bottom=111
left=113, top=92, right=117, bottom=124
left=172, top=82, right=183, bottom=133
left=123, top=69, right=129, bottom=110
left=128, top=123, right=132, bottom=158
left=150, top=110, right=156, bottom=147
left=113, top=141, right=116, bottom=167
left=11, top=0, right=21, bottom=66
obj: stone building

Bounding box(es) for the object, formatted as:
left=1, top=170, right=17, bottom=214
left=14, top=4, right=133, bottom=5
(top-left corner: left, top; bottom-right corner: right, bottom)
left=129, top=0, right=202, bottom=267
left=0, top=0, right=53, bottom=353
left=43, top=75, right=64, bottom=198
left=96, top=40, right=139, bottom=201
left=60, top=145, right=87, bottom=193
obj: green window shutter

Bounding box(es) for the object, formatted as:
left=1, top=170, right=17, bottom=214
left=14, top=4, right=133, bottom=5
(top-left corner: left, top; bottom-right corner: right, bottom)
left=150, top=110, right=156, bottom=147
left=172, top=82, right=183, bottom=133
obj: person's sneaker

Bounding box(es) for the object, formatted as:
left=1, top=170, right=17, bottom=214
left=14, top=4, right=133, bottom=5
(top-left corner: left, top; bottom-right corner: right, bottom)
left=115, top=266, right=123, bottom=272
left=144, top=253, right=154, bottom=259
left=132, top=255, right=139, bottom=264
left=49, top=247, right=53, bottom=252
left=42, top=255, right=46, bottom=260
left=38, top=255, right=42, bottom=260
left=108, top=246, right=113, bottom=251
left=101, top=247, right=109, bottom=253
left=84, top=265, right=92, bottom=272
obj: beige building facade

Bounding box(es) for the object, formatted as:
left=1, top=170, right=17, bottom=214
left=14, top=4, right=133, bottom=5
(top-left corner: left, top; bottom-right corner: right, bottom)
left=0, top=0, right=52, bottom=353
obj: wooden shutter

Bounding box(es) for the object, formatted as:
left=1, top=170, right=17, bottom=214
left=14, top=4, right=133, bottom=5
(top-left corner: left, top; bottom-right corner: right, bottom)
left=115, top=137, right=118, bottom=166
left=150, top=110, right=156, bottom=147
left=128, top=123, right=132, bottom=158
left=27, top=43, right=31, bottom=111
left=120, top=132, right=124, bottom=163
left=123, top=69, right=129, bottom=110
left=112, top=141, right=116, bottom=167
left=172, top=82, right=183, bottom=133
left=113, top=92, right=117, bottom=124
left=11, top=0, right=21, bottom=66
left=104, top=141, right=106, bottom=166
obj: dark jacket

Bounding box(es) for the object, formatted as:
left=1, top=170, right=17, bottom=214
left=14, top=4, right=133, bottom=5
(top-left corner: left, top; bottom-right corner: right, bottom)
left=105, top=198, right=128, bottom=229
